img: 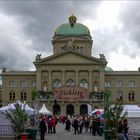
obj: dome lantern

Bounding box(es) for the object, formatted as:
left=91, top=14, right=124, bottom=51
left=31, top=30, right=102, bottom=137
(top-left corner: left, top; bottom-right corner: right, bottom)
left=54, top=15, right=91, bottom=36
left=68, top=14, right=77, bottom=27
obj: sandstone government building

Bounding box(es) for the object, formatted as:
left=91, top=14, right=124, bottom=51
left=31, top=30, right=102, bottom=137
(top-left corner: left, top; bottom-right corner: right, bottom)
left=0, top=15, right=140, bottom=115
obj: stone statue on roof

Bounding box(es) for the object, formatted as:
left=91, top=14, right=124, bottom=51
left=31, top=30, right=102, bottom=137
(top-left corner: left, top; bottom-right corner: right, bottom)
left=99, top=54, right=106, bottom=61
left=2, top=67, right=6, bottom=73
left=36, top=54, right=41, bottom=60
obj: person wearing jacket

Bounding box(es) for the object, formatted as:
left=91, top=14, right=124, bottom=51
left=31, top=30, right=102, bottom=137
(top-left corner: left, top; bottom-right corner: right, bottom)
left=123, top=119, right=129, bottom=140
left=39, top=116, right=47, bottom=140
left=52, top=116, right=57, bottom=133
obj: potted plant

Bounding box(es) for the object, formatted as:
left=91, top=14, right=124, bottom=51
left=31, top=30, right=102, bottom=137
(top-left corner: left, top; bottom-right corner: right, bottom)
left=104, top=90, right=127, bottom=140
left=2, top=102, right=28, bottom=139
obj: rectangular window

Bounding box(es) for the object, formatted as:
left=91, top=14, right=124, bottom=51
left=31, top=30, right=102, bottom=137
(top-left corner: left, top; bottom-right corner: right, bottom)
left=21, top=92, right=26, bottom=100
left=117, top=81, right=123, bottom=87
left=32, top=81, right=36, bottom=87
left=9, top=81, right=16, bottom=87
left=20, top=81, right=27, bottom=87
left=79, top=47, right=83, bottom=53
left=128, top=91, right=135, bottom=101
left=9, top=92, right=15, bottom=100
left=105, top=81, right=111, bottom=87
left=128, top=81, right=135, bottom=87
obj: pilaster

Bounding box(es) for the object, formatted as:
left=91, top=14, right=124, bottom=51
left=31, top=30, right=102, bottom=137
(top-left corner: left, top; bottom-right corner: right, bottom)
left=61, top=70, right=65, bottom=86
left=36, top=69, right=42, bottom=91
left=75, top=70, right=79, bottom=86
left=99, top=69, right=105, bottom=91
left=89, top=70, right=92, bottom=92
left=48, top=70, right=52, bottom=91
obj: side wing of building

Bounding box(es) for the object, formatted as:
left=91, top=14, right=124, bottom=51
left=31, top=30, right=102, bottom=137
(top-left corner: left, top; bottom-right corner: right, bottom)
left=105, top=71, right=140, bottom=104
left=1, top=71, right=36, bottom=106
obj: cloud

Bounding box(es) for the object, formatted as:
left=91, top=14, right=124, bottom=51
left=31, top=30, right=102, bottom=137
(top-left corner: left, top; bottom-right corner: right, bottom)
left=0, top=1, right=100, bottom=70
left=90, top=1, right=140, bottom=70
left=119, top=2, right=140, bottom=57
left=0, top=12, right=35, bottom=70
left=0, top=1, right=139, bottom=71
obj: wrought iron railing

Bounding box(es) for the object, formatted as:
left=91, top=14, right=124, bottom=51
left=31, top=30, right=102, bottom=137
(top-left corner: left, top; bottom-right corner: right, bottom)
left=0, top=125, right=14, bottom=135
left=89, top=91, right=104, bottom=103
left=37, top=91, right=53, bottom=99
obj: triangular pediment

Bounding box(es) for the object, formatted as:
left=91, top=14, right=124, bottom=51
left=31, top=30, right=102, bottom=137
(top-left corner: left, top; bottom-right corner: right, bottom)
left=34, top=51, right=105, bottom=65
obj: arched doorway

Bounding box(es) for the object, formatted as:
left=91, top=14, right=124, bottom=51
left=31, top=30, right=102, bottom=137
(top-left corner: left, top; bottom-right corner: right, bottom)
left=66, top=104, right=74, bottom=115
left=80, top=104, right=88, bottom=115
left=53, top=104, right=61, bottom=115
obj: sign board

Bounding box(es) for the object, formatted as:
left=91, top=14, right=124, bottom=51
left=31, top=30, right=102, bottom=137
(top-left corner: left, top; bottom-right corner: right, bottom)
left=53, top=85, right=89, bottom=101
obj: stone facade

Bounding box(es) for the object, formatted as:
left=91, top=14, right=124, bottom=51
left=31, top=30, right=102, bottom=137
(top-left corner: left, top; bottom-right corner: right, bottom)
left=1, top=16, right=140, bottom=115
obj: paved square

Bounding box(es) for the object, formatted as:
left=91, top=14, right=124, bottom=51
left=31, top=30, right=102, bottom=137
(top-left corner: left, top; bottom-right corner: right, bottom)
left=37, top=123, right=104, bottom=140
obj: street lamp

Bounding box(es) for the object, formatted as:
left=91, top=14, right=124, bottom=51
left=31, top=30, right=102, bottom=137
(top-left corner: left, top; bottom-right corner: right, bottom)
left=54, top=99, right=57, bottom=105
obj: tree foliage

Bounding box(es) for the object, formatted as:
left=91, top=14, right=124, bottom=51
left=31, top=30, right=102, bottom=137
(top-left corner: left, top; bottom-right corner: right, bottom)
left=106, top=100, right=127, bottom=129
left=104, top=90, right=127, bottom=139
left=31, top=89, right=37, bottom=101
left=2, top=103, right=28, bottom=136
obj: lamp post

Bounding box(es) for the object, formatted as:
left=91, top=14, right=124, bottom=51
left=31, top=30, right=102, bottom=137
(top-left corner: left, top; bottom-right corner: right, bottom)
left=53, top=99, right=57, bottom=115
left=54, top=99, right=57, bottom=105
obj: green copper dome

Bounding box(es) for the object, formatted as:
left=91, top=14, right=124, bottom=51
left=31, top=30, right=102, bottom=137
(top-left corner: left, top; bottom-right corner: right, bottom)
left=105, top=67, right=113, bottom=72
left=55, top=15, right=90, bottom=36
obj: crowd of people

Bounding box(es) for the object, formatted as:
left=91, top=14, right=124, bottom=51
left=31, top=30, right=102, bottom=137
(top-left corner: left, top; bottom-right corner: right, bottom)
left=28, top=114, right=129, bottom=140
left=117, top=118, right=129, bottom=140
left=37, top=115, right=57, bottom=140
left=36, top=114, right=104, bottom=140
left=60, top=114, right=104, bottom=135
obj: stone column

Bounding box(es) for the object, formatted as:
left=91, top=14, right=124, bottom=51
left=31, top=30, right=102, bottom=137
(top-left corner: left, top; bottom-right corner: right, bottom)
left=36, top=69, right=42, bottom=91
left=48, top=70, right=52, bottom=91
left=62, top=70, right=65, bottom=86
left=75, top=102, right=80, bottom=114
left=61, top=102, right=66, bottom=114
left=89, top=70, right=92, bottom=92
left=75, top=70, right=79, bottom=86
left=99, top=69, right=105, bottom=91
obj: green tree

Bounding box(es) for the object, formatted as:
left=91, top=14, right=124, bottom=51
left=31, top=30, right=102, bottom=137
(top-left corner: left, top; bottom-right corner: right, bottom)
left=104, top=90, right=127, bottom=139
left=2, top=103, right=28, bottom=136
left=31, top=89, right=37, bottom=101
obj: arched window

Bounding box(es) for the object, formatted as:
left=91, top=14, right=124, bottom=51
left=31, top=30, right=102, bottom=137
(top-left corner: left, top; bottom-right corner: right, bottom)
left=43, top=81, right=47, bottom=91
left=128, top=93, right=131, bottom=101
left=79, top=79, right=88, bottom=88
left=116, top=90, right=123, bottom=101
left=132, top=92, right=135, bottom=101
left=94, top=81, right=98, bottom=92
left=53, top=104, right=61, bottom=115
left=52, top=79, right=61, bottom=89
left=66, top=79, right=75, bottom=86
left=79, top=46, right=83, bottom=53
left=128, top=91, right=135, bottom=101
left=80, top=104, right=88, bottom=115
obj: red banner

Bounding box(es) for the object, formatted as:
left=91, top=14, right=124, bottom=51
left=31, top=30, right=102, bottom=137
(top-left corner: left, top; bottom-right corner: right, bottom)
left=53, top=85, right=89, bottom=101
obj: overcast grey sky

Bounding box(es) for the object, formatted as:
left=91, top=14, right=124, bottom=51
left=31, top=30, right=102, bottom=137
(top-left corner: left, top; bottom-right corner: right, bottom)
left=0, top=1, right=140, bottom=71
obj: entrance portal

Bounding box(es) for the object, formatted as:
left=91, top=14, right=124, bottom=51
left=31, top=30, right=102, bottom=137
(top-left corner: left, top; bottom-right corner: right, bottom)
left=80, top=104, right=88, bottom=115
left=66, top=104, right=74, bottom=115
left=53, top=104, right=61, bottom=115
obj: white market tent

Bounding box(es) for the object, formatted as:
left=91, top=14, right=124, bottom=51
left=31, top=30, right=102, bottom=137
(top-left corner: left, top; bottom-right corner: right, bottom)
left=122, top=105, right=140, bottom=117
left=90, top=105, right=140, bottom=118
left=90, top=109, right=104, bottom=115
left=87, top=104, right=92, bottom=115
left=39, top=104, right=52, bottom=115
left=0, top=100, right=35, bottom=116
left=24, top=103, right=36, bottom=116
